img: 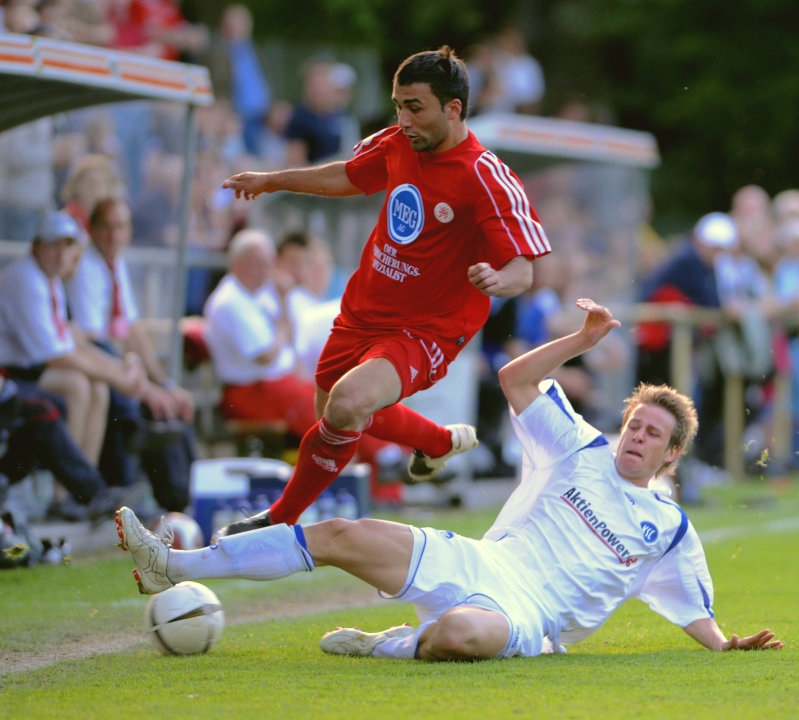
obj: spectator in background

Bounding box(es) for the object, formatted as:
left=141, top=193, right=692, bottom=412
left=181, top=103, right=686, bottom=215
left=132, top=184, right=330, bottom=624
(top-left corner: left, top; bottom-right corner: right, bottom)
left=730, top=184, right=779, bottom=277
left=772, top=218, right=799, bottom=466
left=203, top=228, right=315, bottom=436
left=106, top=0, right=208, bottom=62
left=204, top=3, right=271, bottom=158
left=470, top=26, right=545, bottom=116
left=284, top=57, right=356, bottom=166
left=0, top=211, right=145, bottom=467
left=2, top=0, right=39, bottom=33
left=772, top=188, right=799, bottom=226
left=636, top=212, right=736, bottom=500
left=66, top=197, right=197, bottom=515
left=61, top=153, right=127, bottom=233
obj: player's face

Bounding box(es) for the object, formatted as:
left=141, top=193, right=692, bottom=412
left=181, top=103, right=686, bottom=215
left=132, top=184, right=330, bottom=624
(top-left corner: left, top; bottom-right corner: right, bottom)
left=615, top=403, right=679, bottom=486
left=392, top=82, right=458, bottom=153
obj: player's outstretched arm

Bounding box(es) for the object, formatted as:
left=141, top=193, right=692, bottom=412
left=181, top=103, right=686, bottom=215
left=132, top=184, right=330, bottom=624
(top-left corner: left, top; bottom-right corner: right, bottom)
left=683, top=618, right=783, bottom=651
left=222, top=162, right=361, bottom=201
left=498, top=298, right=621, bottom=415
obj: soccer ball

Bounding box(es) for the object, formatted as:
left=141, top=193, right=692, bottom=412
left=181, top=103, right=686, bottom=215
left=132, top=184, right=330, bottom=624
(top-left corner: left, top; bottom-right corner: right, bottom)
left=148, top=512, right=205, bottom=549
left=145, top=581, right=225, bottom=655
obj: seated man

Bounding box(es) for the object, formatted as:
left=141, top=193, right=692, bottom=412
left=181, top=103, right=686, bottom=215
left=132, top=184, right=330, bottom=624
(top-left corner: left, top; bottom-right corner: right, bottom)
left=0, top=211, right=145, bottom=470
left=65, top=197, right=197, bottom=514
left=203, top=227, right=318, bottom=435
left=116, top=299, right=782, bottom=659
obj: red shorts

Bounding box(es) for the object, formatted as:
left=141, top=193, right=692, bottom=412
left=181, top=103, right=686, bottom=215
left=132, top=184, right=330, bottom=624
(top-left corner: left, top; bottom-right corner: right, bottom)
left=315, top=324, right=450, bottom=400
left=220, top=376, right=317, bottom=437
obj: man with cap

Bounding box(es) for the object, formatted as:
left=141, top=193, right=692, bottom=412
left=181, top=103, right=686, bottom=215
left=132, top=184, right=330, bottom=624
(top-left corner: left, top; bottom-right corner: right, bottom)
left=0, top=210, right=145, bottom=470
left=635, top=212, right=738, bottom=500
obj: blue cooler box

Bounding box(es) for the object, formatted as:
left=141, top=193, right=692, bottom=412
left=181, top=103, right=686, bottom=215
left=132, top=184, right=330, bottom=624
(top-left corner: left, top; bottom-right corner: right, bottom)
left=190, top=457, right=371, bottom=543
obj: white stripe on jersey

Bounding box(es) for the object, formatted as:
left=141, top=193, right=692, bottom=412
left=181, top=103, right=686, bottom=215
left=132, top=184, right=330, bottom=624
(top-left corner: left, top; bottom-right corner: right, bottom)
left=352, top=127, right=403, bottom=158
left=475, top=151, right=550, bottom=255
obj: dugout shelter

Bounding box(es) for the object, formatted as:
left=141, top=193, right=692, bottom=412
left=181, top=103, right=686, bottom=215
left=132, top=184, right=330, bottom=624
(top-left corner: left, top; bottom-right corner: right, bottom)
left=0, top=31, right=214, bottom=382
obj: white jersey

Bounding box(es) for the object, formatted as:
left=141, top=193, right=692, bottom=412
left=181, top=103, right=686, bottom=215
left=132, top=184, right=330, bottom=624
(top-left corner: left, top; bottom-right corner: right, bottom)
left=0, top=255, right=76, bottom=367
left=203, top=274, right=296, bottom=384
left=392, top=379, right=715, bottom=657
left=65, top=243, right=139, bottom=339
left=485, top=379, right=714, bottom=649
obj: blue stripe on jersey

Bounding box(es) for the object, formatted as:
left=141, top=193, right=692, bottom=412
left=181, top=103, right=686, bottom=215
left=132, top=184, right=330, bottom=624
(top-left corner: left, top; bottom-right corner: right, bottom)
left=655, top=493, right=689, bottom=555
left=546, top=381, right=609, bottom=449
left=698, top=578, right=715, bottom=618
left=583, top=435, right=609, bottom=449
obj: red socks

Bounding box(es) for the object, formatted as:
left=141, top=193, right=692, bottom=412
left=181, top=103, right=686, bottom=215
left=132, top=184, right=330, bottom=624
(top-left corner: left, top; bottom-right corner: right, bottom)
left=367, top=403, right=452, bottom=458
left=269, top=418, right=360, bottom=524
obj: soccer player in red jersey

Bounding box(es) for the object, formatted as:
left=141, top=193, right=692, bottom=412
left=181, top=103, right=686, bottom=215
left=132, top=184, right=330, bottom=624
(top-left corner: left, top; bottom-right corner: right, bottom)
left=218, top=46, right=551, bottom=533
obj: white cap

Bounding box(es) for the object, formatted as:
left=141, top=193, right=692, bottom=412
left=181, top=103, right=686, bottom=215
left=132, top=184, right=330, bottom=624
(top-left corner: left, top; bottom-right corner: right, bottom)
left=36, top=211, right=81, bottom=244
left=694, top=212, right=738, bottom=248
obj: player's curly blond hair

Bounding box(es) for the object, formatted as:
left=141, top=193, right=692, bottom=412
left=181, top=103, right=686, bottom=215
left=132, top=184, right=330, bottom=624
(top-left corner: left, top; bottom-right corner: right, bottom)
left=621, top=383, right=699, bottom=476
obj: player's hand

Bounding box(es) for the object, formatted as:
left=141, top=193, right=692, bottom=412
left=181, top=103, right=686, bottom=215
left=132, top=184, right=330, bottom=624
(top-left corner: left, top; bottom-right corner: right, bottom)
left=467, top=262, right=501, bottom=295
left=723, top=629, right=783, bottom=651
left=575, top=298, right=621, bottom=346
left=222, top=172, right=268, bottom=201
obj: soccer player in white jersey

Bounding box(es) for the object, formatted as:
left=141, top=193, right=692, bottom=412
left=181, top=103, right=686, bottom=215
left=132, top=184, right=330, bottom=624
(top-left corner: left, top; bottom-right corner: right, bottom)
left=116, top=298, right=782, bottom=659
left=214, top=45, right=551, bottom=533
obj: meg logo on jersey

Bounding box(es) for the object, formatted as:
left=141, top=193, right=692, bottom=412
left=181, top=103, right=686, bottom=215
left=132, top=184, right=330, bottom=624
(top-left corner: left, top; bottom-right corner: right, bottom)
left=388, top=184, right=424, bottom=244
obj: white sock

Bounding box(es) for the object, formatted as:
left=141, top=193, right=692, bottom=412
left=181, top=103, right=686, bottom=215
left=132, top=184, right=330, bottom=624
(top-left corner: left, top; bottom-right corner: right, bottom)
left=371, top=621, right=434, bottom=659
left=168, top=524, right=314, bottom=582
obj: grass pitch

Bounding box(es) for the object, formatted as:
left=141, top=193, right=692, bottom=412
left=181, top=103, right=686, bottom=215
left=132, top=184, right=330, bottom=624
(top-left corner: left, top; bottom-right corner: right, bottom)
left=1, top=479, right=797, bottom=719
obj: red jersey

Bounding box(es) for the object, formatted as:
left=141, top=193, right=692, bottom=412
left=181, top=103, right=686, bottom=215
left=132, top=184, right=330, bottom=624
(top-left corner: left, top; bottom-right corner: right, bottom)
left=342, top=126, right=550, bottom=361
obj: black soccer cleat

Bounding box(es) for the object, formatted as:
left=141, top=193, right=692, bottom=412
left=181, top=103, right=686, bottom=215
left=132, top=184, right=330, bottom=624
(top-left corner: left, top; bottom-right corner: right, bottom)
left=212, top=508, right=273, bottom=542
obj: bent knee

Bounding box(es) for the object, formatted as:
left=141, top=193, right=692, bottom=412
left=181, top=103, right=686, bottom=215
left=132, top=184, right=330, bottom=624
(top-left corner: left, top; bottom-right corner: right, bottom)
left=419, top=607, right=509, bottom=661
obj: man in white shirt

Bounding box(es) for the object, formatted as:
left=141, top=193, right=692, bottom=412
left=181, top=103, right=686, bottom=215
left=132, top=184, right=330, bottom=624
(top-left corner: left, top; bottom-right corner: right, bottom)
left=203, top=228, right=318, bottom=436
left=65, top=198, right=197, bottom=514
left=0, top=211, right=144, bottom=466
left=115, top=299, right=782, bottom=659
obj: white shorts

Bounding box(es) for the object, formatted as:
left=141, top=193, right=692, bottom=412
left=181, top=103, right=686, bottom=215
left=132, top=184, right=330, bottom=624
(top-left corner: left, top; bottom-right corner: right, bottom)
left=380, top=526, right=547, bottom=658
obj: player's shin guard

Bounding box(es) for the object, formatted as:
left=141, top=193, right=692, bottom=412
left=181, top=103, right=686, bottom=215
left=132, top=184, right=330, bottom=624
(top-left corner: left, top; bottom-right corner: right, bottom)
left=214, top=524, right=314, bottom=580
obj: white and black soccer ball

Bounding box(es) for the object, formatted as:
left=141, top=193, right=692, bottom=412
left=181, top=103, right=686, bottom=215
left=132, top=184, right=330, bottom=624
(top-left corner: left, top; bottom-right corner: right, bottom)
left=145, top=581, right=225, bottom=655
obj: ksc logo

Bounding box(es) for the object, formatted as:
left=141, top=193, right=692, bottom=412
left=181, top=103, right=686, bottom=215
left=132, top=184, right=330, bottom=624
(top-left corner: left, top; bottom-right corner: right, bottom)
left=387, top=183, right=424, bottom=244
left=640, top=521, right=659, bottom=544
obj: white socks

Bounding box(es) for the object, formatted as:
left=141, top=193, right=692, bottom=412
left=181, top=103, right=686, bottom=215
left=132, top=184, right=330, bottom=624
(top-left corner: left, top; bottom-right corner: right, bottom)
left=167, top=524, right=314, bottom=582
left=371, top=621, right=434, bottom=659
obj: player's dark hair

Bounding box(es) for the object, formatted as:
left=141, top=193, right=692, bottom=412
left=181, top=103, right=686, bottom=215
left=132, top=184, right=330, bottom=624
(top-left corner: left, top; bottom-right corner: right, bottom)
left=622, top=383, right=699, bottom=476
left=394, top=45, right=470, bottom=119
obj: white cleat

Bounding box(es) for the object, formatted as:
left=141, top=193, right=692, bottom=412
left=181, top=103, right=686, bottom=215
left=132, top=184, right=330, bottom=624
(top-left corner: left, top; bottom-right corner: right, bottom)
left=115, top=506, right=174, bottom=594
left=319, top=624, right=416, bottom=656
left=406, top=424, right=479, bottom=484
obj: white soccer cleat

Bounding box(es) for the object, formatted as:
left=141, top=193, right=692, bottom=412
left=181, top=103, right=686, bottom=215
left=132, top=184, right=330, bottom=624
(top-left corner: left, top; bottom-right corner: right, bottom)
left=406, top=424, right=479, bottom=484
left=319, top=624, right=416, bottom=656
left=115, top=506, right=174, bottom=595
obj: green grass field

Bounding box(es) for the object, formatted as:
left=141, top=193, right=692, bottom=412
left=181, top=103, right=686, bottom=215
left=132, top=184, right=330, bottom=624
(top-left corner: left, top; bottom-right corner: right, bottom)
left=1, top=479, right=797, bottom=719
